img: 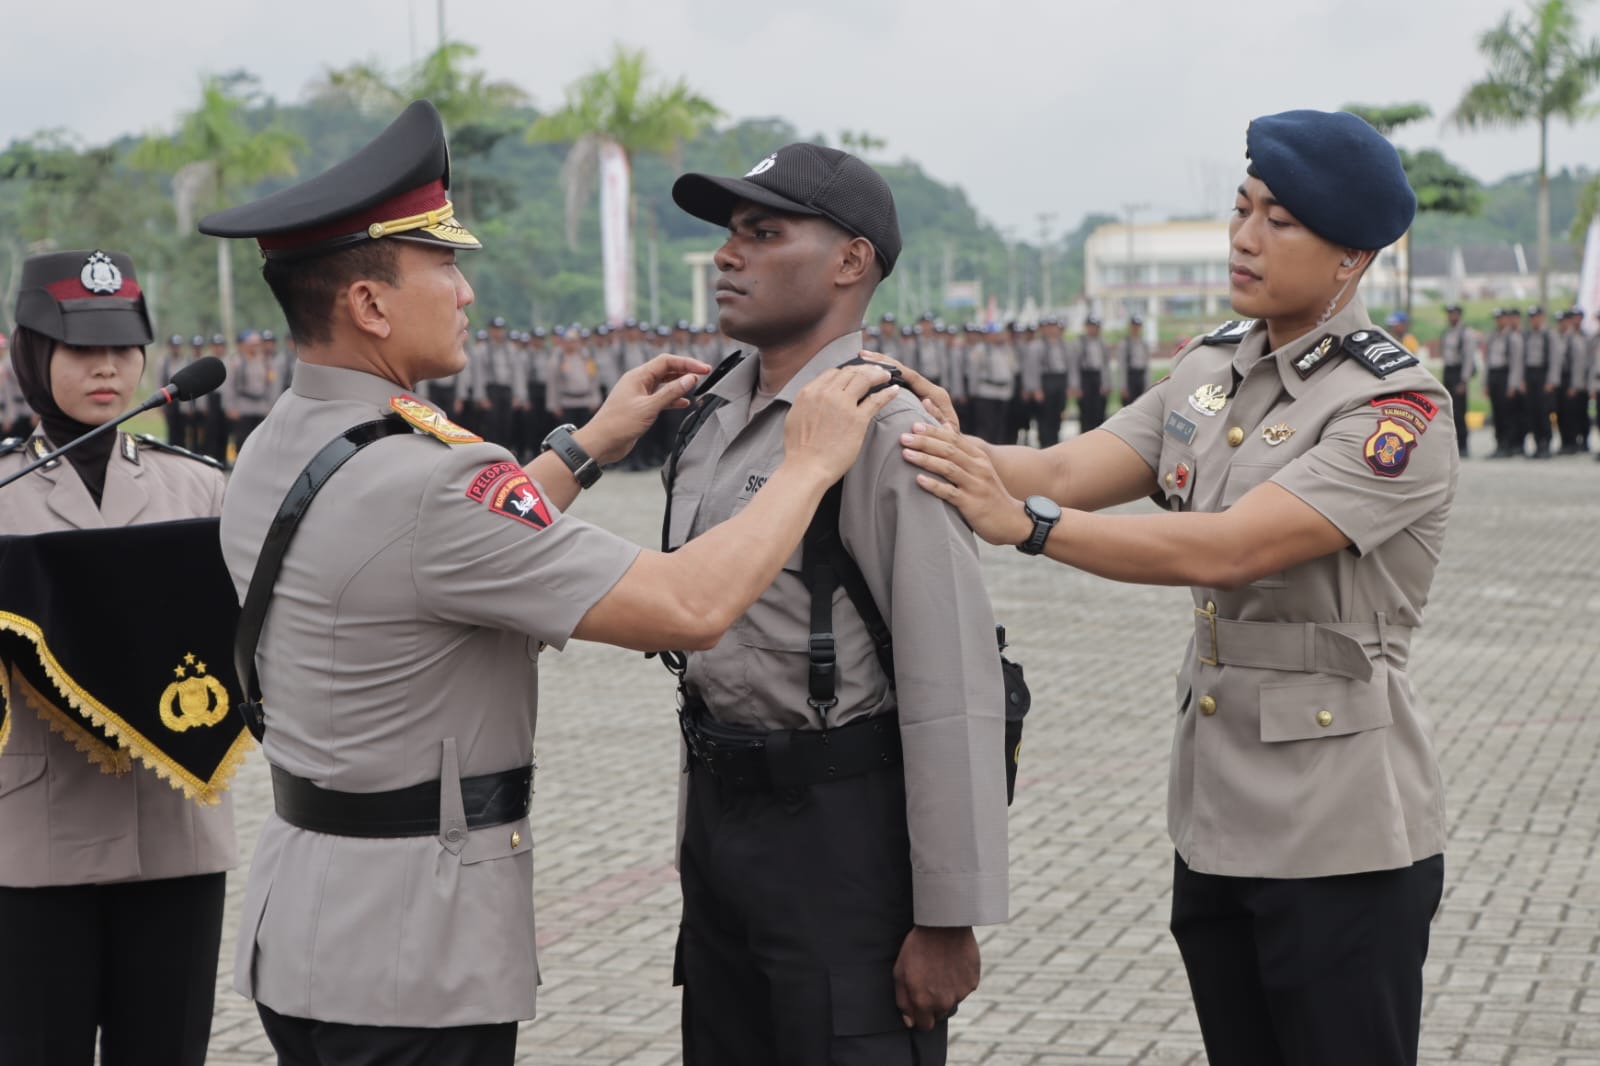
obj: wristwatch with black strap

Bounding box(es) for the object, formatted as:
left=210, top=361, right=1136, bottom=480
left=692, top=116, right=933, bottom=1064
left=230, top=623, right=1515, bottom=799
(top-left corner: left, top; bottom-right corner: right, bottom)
left=541, top=423, right=601, bottom=489
left=1017, top=494, right=1061, bottom=556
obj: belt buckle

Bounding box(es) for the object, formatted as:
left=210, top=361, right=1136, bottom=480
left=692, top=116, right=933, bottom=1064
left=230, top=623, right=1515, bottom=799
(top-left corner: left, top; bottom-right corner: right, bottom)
left=1195, top=602, right=1219, bottom=667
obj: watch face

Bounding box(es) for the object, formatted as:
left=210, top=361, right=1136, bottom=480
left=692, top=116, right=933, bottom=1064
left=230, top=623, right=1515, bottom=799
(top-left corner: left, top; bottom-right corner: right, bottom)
left=1025, top=495, right=1062, bottom=522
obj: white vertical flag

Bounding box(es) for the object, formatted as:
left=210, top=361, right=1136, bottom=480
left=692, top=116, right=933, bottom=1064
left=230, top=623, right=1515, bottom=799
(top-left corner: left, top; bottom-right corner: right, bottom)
left=1578, top=219, right=1600, bottom=336
left=599, top=139, right=631, bottom=325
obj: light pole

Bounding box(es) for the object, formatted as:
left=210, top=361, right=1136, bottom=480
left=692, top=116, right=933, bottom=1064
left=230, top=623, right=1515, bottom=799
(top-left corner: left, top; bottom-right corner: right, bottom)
left=1122, top=201, right=1149, bottom=320
left=1037, top=211, right=1057, bottom=315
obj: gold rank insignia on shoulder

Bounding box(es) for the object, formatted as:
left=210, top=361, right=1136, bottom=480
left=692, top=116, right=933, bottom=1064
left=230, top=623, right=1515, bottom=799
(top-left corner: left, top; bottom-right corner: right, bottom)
left=390, top=395, right=483, bottom=444
left=1262, top=422, right=1294, bottom=446
left=1187, top=383, right=1227, bottom=417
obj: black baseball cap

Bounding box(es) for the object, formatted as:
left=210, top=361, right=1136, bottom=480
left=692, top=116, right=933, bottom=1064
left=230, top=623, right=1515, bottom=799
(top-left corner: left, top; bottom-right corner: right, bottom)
left=672, top=143, right=902, bottom=277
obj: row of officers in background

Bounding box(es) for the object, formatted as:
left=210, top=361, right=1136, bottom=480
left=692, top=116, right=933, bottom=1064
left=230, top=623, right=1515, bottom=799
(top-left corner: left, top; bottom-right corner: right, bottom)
left=0, top=310, right=1152, bottom=460
left=1436, top=304, right=1599, bottom=460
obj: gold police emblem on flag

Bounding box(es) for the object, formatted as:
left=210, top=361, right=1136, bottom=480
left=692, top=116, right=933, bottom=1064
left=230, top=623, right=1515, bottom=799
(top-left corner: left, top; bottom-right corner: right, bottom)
left=159, top=653, right=230, bottom=733
left=390, top=394, right=483, bottom=444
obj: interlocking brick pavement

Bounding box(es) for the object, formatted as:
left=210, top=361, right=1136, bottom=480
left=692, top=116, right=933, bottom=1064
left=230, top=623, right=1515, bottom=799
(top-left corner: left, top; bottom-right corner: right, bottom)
left=203, top=426, right=1600, bottom=1065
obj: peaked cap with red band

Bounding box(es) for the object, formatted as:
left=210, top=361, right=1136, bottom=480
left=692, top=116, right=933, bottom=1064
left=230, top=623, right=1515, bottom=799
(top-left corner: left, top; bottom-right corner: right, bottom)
left=14, top=249, right=154, bottom=347
left=198, top=99, right=481, bottom=260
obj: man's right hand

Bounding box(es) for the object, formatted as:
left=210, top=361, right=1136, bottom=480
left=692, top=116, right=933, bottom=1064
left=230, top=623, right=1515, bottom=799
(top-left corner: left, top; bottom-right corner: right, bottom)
left=783, top=364, right=898, bottom=482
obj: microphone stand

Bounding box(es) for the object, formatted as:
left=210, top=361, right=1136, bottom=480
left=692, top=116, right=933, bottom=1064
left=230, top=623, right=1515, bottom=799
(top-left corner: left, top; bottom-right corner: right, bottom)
left=0, top=386, right=186, bottom=492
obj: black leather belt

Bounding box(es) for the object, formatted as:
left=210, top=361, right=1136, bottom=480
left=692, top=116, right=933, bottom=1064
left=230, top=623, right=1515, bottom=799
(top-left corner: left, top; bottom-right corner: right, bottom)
left=271, top=764, right=533, bottom=838
left=679, top=701, right=901, bottom=793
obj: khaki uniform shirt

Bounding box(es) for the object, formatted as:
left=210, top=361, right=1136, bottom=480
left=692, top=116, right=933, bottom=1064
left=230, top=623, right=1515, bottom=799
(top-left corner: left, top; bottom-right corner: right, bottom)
left=473, top=339, right=527, bottom=405
left=552, top=350, right=601, bottom=411
left=1485, top=328, right=1520, bottom=372
left=971, top=339, right=1018, bottom=401
left=230, top=354, right=277, bottom=417
left=1067, top=336, right=1109, bottom=392
left=909, top=333, right=947, bottom=387
left=1550, top=329, right=1588, bottom=389
left=1439, top=325, right=1478, bottom=379
left=1101, top=298, right=1455, bottom=879
left=220, top=362, right=640, bottom=1026
left=668, top=331, right=1008, bottom=927
left=1511, top=327, right=1554, bottom=390
left=0, top=432, right=236, bottom=887
left=1116, top=337, right=1150, bottom=393
left=1019, top=338, right=1045, bottom=394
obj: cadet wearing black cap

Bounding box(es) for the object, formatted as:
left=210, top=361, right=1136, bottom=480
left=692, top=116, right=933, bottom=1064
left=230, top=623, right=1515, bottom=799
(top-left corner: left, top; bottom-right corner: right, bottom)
left=666, top=143, right=1007, bottom=1066
left=160, top=331, right=193, bottom=448
left=203, top=100, right=892, bottom=1066
left=1438, top=304, right=1477, bottom=457
left=1514, top=304, right=1556, bottom=458
left=1485, top=307, right=1523, bottom=456
left=1549, top=307, right=1589, bottom=453
left=899, top=109, right=1452, bottom=1066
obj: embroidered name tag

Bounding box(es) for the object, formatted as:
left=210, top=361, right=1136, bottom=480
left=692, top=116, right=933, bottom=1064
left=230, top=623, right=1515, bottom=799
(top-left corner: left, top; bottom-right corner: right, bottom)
left=1165, top=410, right=1198, bottom=445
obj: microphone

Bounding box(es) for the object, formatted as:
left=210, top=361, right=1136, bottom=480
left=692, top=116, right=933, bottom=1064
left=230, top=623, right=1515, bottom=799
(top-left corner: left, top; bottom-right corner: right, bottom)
left=0, top=356, right=230, bottom=491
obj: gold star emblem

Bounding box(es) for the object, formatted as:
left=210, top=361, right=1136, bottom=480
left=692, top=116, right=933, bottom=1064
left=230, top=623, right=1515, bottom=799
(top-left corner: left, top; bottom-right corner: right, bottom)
left=195, top=661, right=207, bottom=674
left=184, top=652, right=196, bottom=665
left=173, top=665, right=186, bottom=679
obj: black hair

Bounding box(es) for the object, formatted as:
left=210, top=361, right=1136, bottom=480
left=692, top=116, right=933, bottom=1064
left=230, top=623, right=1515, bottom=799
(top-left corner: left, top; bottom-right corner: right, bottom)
left=260, top=241, right=401, bottom=346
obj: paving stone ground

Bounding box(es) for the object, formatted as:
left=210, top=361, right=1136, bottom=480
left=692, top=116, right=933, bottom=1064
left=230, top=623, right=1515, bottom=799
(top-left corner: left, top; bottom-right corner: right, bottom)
left=203, top=425, right=1600, bottom=1065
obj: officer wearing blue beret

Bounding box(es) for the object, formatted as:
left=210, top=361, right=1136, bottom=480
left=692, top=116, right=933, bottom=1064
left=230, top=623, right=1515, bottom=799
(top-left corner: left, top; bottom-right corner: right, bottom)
left=899, top=109, right=1454, bottom=1066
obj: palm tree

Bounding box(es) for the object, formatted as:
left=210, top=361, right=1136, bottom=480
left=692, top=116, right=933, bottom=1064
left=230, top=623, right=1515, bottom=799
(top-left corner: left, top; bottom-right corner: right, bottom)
left=131, top=75, right=302, bottom=346
left=528, top=46, right=721, bottom=318
left=315, top=42, right=528, bottom=223
left=1452, top=0, right=1600, bottom=303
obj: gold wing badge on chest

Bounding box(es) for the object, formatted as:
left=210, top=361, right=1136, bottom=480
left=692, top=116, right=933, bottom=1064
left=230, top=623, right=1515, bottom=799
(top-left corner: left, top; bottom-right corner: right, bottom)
left=1262, top=422, right=1295, bottom=446
left=389, top=394, right=483, bottom=443
left=1187, top=383, right=1228, bottom=417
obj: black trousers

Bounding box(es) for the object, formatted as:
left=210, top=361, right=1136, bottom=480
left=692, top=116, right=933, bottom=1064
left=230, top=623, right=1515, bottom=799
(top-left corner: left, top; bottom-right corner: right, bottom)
left=1039, top=373, right=1068, bottom=449
left=1123, top=367, right=1148, bottom=404
left=1171, top=852, right=1444, bottom=1066
left=1442, top=366, right=1470, bottom=456
left=483, top=383, right=515, bottom=449
left=163, top=403, right=189, bottom=449
left=972, top=396, right=1010, bottom=446
left=257, top=1004, right=517, bottom=1066
left=1520, top=365, right=1551, bottom=449
left=1078, top=369, right=1107, bottom=432
left=676, top=763, right=945, bottom=1066
left=1486, top=367, right=1512, bottom=453
left=0, top=872, right=225, bottom=1066
left=1557, top=384, right=1591, bottom=450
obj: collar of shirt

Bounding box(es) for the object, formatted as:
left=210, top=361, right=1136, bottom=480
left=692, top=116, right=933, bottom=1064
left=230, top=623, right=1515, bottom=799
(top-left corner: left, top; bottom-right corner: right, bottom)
left=1233, top=296, right=1374, bottom=401
left=708, top=330, right=866, bottom=413
left=290, top=361, right=410, bottom=408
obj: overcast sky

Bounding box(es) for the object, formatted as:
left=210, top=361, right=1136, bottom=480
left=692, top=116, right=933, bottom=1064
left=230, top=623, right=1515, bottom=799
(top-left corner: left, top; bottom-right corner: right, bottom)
left=5, top=0, right=1599, bottom=238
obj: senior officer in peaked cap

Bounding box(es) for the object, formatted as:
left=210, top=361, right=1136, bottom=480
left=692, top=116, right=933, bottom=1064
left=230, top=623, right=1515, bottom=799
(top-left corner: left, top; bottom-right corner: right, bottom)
left=900, top=110, right=1454, bottom=1066
left=201, top=100, right=896, bottom=1066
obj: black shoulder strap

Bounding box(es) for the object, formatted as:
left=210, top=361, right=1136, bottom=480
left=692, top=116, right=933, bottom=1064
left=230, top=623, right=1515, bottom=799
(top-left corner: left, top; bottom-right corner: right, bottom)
left=660, top=351, right=745, bottom=552
left=800, top=482, right=895, bottom=723
left=233, top=415, right=414, bottom=740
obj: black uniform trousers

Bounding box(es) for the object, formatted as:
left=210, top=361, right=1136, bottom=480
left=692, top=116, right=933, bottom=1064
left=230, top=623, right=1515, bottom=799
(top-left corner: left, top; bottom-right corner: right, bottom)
left=1039, top=372, right=1068, bottom=449
left=424, top=382, right=457, bottom=420
left=676, top=761, right=946, bottom=1066
left=1171, top=852, right=1444, bottom=1066
left=1077, top=369, right=1107, bottom=433
left=1123, top=367, right=1148, bottom=405
left=202, top=392, right=230, bottom=462
left=257, top=1004, right=517, bottom=1066
left=972, top=396, right=1010, bottom=447
left=1556, top=372, right=1591, bottom=451
left=0, top=872, right=225, bottom=1066
left=163, top=402, right=189, bottom=450
left=483, top=383, right=515, bottom=450
left=1486, top=367, right=1512, bottom=454
left=1442, top=366, right=1470, bottom=456
left=1522, top=365, right=1552, bottom=452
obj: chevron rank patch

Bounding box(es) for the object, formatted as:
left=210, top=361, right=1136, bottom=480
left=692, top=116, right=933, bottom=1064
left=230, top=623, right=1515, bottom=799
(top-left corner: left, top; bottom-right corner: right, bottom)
left=1342, top=331, right=1418, bottom=377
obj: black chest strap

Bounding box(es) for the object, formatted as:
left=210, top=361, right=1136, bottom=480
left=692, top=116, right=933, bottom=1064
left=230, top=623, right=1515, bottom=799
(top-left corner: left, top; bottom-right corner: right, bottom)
left=234, top=415, right=415, bottom=740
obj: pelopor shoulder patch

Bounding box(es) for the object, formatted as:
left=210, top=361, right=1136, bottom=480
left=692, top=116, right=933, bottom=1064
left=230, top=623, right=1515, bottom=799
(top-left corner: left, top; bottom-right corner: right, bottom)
left=1370, top=390, right=1438, bottom=435
left=466, top=462, right=551, bottom=530
left=1200, top=319, right=1256, bottom=346
left=1342, top=330, right=1418, bottom=377
left=390, top=394, right=482, bottom=443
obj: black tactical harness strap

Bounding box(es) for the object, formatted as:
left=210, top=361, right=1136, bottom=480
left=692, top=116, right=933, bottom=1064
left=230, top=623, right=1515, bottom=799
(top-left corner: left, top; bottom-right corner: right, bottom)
left=233, top=415, right=415, bottom=741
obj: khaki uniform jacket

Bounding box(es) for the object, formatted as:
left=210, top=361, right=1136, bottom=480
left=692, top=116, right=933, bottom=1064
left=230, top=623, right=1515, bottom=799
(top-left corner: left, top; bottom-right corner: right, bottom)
left=669, top=332, right=1008, bottom=927
left=1439, top=325, right=1478, bottom=379
left=0, top=432, right=236, bottom=887
left=1019, top=338, right=1045, bottom=394
left=472, top=339, right=527, bottom=405
left=1511, top=327, right=1555, bottom=390
left=1115, top=337, right=1150, bottom=393
left=1485, top=328, right=1521, bottom=372
left=551, top=350, right=601, bottom=411
left=229, top=354, right=277, bottom=417
left=1101, top=299, right=1455, bottom=879
left=971, top=339, right=1017, bottom=401
left=1067, top=336, right=1109, bottom=392
left=220, top=362, right=640, bottom=1026
left=1550, top=329, right=1589, bottom=389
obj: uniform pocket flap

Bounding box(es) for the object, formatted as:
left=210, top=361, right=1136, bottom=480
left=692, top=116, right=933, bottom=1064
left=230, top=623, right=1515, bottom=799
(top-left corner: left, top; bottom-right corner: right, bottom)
left=0, top=753, right=46, bottom=798
left=1259, top=678, right=1392, bottom=742
left=460, top=815, right=532, bottom=864
left=829, top=964, right=904, bottom=1037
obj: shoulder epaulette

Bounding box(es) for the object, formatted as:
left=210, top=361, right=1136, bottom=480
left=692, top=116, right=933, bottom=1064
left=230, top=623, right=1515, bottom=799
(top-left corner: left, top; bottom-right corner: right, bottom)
left=134, top=434, right=226, bottom=471
left=1341, top=329, right=1418, bottom=378
left=1200, top=319, right=1256, bottom=345
left=389, top=395, right=481, bottom=444
left=0, top=436, right=24, bottom=458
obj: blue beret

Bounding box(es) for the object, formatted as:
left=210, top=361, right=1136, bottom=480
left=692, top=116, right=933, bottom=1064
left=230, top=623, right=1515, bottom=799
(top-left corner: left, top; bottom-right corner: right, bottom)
left=1245, top=110, right=1416, bottom=251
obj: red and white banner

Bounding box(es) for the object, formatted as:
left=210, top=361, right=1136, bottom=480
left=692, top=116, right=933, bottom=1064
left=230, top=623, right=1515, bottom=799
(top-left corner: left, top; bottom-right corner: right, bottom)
left=599, top=139, right=631, bottom=325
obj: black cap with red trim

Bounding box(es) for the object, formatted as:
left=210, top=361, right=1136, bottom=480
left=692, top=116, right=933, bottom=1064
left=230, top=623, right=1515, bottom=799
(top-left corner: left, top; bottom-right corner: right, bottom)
left=14, top=250, right=154, bottom=347
left=198, top=100, right=480, bottom=260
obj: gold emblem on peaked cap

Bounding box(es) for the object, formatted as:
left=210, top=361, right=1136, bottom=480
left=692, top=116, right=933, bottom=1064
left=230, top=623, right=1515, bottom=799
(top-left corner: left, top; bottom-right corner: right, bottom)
left=390, top=395, right=483, bottom=444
